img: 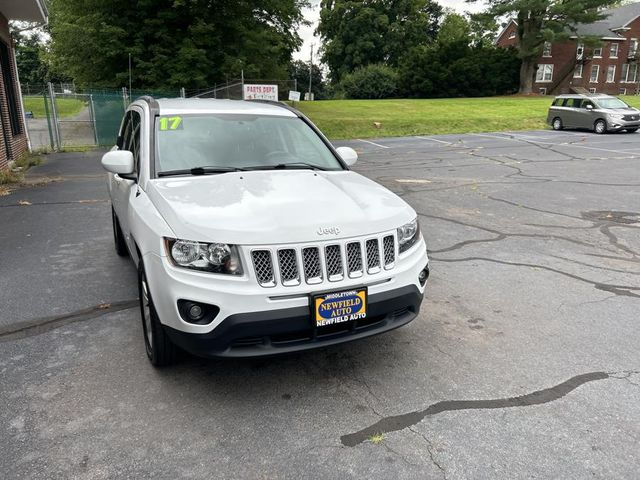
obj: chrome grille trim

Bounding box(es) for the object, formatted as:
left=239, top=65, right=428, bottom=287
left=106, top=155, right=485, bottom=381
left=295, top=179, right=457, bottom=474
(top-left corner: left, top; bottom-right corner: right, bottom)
left=325, top=244, right=344, bottom=281
left=277, top=249, right=300, bottom=286
left=365, top=239, right=381, bottom=274
left=302, top=247, right=323, bottom=284
left=346, top=242, right=363, bottom=278
left=251, top=250, right=275, bottom=287
left=250, top=232, right=398, bottom=287
left=383, top=235, right=395, bottom=269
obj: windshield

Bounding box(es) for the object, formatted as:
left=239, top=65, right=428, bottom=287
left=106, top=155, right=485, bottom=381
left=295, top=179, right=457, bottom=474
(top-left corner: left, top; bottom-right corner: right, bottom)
left=155, top=114, right=343, bottom=174
left=596, top=97, right=629, bottom=109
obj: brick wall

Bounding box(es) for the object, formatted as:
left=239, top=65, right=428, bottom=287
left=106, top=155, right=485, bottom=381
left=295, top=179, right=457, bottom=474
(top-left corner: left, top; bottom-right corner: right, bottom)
left=0, top=12, right=29, bottom=170
left=496, top=17, right=640, bottom=96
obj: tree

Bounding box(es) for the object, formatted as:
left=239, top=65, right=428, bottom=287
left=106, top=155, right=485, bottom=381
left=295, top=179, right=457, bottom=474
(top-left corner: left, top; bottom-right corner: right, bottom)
left=469, top=0, right=620, bottom=93
left=317, top=0, right=442, bottom=83
left=288, top=60, right=325, bottom=98
left=48, top=0, right=308, bottom=89
left=437, top=13, right=471, bottom=46
left=339, top=64, right=398, bottom=98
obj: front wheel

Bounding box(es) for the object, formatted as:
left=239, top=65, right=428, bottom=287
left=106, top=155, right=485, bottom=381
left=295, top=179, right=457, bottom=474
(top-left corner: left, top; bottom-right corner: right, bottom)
left=552, top=117, right=563, bottom=131
left=594, top=119, right=607, bottom=134
left=626, top=128, right=638, bottom=133
left=139, top=263, right=177, bottom=366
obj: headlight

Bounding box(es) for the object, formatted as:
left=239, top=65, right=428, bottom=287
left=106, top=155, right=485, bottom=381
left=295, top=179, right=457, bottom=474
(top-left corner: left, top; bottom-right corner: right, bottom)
left=165, top=238, right=243, bottom=275
left=397, top=218, right=420, bottom=253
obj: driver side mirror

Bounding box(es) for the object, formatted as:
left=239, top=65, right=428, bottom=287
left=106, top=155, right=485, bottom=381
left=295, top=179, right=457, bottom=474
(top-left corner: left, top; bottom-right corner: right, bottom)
left=101, top=150, right=134, bottom=175
left=586, top=104, right=594, bottom=110
left=335, top=146, right=358, bottom=166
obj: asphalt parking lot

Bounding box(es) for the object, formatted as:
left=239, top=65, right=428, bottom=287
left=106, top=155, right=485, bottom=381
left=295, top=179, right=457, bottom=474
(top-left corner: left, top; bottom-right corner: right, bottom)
left=1, top=129, right=639, bottom=479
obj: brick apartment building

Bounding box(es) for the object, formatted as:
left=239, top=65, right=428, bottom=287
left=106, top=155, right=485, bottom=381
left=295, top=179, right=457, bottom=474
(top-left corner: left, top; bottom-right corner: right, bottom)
left=496, top=2, right=640, bottom=96
left=0, top=0, right=47, bottom=170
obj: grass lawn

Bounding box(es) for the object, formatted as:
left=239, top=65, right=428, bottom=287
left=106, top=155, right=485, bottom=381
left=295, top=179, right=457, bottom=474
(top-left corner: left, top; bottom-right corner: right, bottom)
left=294, top=95, right=640, bottom=139
left=22, top=96, right=86, bottom=119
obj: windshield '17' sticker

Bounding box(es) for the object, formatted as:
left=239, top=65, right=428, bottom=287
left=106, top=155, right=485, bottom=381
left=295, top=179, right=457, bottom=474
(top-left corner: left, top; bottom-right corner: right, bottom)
left=158, top=116, right=183, bottom=131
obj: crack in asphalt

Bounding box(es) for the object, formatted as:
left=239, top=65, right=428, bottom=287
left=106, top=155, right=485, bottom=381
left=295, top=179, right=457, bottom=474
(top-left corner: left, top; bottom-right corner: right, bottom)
left=340, top=372, right=610, bottom=447
left=409, top=426, right=447, bottom=480
left=431, top=255, right=640, bottom=299
left=0, top=300, right=138, bottom=341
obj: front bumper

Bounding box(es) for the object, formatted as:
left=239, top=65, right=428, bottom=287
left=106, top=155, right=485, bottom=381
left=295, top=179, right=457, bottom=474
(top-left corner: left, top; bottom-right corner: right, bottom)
left=163, top=284, right=424, bottom=358
left=607, top=119, right=640, bottom=131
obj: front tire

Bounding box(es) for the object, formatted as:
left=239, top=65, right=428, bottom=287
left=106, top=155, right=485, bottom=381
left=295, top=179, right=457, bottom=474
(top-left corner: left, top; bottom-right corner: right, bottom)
left=594, top=119, right=607, bottom=134
left=552, top=117, right=563, bottom=131
left=139, top=263, right=177, bottom=366
left=112, top=207, right=128, bottom=257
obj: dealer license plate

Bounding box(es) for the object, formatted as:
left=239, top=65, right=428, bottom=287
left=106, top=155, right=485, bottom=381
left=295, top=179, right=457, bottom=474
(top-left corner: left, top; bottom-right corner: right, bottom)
left=313, top=288, right=367, bottom=328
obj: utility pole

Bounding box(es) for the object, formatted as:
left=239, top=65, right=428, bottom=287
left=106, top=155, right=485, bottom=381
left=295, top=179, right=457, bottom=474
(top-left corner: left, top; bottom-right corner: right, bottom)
left=308, top=43, right=314, bottom=101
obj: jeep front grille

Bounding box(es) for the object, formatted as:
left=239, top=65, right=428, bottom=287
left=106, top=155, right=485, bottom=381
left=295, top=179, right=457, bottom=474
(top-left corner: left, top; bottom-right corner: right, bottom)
left=302, top=247, right=322, bottom=284
left=251, top=234, right=397, bottom=287
left=365, top=239, right=381, bottom=274
left=383, top=235, right=395, bottom=268
left=277, top=249, right=300, bottom=286
left=252, top=250, right=275, bottom=287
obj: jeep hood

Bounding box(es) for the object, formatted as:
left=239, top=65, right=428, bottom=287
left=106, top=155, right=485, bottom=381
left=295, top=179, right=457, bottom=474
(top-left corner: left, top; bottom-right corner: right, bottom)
left=147, top=170, right=415, bottom=245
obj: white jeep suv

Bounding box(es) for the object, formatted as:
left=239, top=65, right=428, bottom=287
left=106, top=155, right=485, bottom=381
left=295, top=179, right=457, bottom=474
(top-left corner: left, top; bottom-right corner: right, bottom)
left=102, top=97, right=429, bottom=366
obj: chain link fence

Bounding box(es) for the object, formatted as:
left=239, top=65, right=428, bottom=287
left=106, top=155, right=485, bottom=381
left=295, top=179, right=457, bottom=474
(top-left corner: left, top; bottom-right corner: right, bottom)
left=22, top=78, right=301, bottom=151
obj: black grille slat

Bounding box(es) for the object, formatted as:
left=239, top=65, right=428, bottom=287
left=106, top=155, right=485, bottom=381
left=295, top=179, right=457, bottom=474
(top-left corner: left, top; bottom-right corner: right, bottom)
left=302, top=247, right=322, bottom=283
left=346, top=242, right=363, bottom=277
left=366, top=239, right=380, bottom=273
left=325, top=244, right=343, bottom=280
left=252, top=250, right=275, bottom=286
left=278, top=249, right=300, bottom=285
left=383, top=235, right=395, bottom=267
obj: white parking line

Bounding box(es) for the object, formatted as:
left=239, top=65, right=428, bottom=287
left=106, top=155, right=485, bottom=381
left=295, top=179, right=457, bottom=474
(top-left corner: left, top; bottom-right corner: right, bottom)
left=414, top=135, right=452, bottom=145
left=357, top=138, right=390, bottom=149
left=471, top=132, right=638, bottom=155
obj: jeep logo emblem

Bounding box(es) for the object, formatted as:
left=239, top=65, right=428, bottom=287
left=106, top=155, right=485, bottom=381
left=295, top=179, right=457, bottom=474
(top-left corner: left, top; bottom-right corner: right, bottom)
left=317, top=226, right=341, bottom=236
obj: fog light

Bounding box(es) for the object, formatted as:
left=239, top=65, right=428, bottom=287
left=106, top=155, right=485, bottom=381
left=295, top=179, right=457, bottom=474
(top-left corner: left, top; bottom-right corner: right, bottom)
left=188, top=304, right=203, bottom=320
left=419, top=265, right=430, bottom=286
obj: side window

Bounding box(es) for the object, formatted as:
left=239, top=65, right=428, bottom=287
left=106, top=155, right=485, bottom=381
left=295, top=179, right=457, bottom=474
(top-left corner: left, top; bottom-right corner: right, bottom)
left=582, top=100, right=595, bottom=109
left=561, top=98, right=570, bottom=107
left=118, top=112, right=132, bottom=150
left=128, top=111, right=141, bottom=173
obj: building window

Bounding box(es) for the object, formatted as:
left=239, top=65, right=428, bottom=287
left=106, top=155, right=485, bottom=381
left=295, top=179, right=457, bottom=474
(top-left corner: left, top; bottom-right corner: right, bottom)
left=0, top=41, right=22, bottom=136
left=590, top=64, right=600, bottom=83
left=589, top=87, right=597, bottom=93
left=574, top=64, right=583, bottom=78
left=576, top=43, right=584, bottom=59
left=621, top=63, right=638, bottom=83
left=536, top=64, right=554, bottom=82
left=593, top=47, right=603, bottom=57
left=610, top=43, right=619, bottom=58
left=606, top=65, right=616, bottom=82
left=629, top=38, right=638, bottom=58
left=542, top=42, right=552, bottom=57
left=539, top=87, right=547, bottom=95
left=508, top=30, right=516, bottom=39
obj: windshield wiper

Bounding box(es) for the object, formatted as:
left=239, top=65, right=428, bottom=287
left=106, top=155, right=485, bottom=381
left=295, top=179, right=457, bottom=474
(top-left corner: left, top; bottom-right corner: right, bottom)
left=157, top=166, right=246, bottom=177
left=245, top=163, right=328, bottom=171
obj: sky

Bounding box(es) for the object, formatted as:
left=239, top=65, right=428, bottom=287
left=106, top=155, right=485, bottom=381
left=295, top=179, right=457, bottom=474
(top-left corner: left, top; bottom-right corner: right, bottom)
left=293, top=0, right=487, bottom=61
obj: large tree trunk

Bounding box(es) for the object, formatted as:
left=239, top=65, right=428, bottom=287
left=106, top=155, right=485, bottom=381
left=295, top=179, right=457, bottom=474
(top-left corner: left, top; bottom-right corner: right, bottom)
left=519, top=57, right=536, bottom=94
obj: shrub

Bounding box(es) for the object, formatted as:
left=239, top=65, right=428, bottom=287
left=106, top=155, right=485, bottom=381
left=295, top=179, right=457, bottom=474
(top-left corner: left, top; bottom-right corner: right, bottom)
left=339, top=64, right=399, bottom=99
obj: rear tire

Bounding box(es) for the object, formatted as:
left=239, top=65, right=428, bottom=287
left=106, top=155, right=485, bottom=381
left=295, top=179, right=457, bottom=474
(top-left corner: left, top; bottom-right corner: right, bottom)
left=112, top=207, right=128, bottom=257
left=552, top=117, right=563, bottom=131
left=626, top=128, right=638, bottom=133
left=139, top=263, right=177, bottom=366
left=594, top=119, right=607, bottom=134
